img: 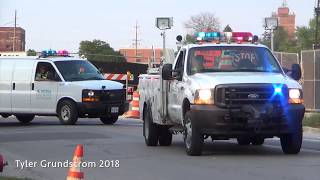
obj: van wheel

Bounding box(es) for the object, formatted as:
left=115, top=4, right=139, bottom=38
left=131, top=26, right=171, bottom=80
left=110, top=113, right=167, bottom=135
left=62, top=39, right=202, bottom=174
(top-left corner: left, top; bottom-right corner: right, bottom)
left=58, top=100, right=78, bottom=125
left=100, top=116, right=118, bottom=125
left=280, top=125, right=302, bottom=154
left=237, top=136, right=251, bottom=145
left=143, top=105, right=159, bottom=146
left=251, top=137, right=265, bottom=145
left=159, top=126, right=172, bottom=146
left=184, top=111, right=203, bottom=156
left=16, top=115, right=35, bottom=124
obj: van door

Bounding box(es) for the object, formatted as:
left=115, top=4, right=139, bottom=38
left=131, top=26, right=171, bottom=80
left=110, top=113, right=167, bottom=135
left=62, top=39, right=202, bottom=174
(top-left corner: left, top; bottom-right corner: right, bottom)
left=31, top=62, right=60, bottom=114
left=11, top=60, right=35, bottom=113
left=0, top=59, right=15, bottom=113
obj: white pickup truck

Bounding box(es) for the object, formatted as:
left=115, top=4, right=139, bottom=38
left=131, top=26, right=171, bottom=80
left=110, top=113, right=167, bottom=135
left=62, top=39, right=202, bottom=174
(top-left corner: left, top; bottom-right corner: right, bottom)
left=139, top=36, right=305, bottom=156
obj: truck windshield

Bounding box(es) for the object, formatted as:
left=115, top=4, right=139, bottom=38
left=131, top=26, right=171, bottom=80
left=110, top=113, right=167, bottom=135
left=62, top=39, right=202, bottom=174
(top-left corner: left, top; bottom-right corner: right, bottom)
left=54, top=60, right=105, bottom=81
left=187, top=46, right=282, bottom=75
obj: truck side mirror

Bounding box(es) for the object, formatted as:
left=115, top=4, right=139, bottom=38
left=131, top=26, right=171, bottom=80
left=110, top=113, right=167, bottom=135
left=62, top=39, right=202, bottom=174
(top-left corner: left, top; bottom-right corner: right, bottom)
left=162, top=64, right=173, bottom=80
left=291, top=64, right=302, bottom=81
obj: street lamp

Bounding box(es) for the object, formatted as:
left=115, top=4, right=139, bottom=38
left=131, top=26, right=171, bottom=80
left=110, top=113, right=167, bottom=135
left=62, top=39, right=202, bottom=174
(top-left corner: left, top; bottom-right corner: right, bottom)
left=264, top=17, right=278, bottom=52
left=155, top=17, right=173, bottom=119
left=155, top=17, right=173, bottom=64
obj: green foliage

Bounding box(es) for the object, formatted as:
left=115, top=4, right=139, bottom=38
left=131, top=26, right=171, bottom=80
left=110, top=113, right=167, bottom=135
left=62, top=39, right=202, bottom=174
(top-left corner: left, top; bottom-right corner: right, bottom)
left=303, top=113, right=320, bottom=128
left=183, top=34, right=197, bottom=44
left=79, top=39, right=126, bottom=62
left=26, top=49, right=37, bottom=56
left=261, top=27, right=298, bottom=53
left=296, top=18, right=320, bottom=50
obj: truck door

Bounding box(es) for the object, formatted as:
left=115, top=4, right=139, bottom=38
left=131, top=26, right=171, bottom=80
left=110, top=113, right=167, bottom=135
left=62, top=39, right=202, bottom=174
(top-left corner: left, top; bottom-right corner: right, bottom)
left=167, top=49, right=185, bottom=123
left=0, top=59, right=15, bottom=113
left=11, top=60, right=35, bottom=113
left=31, top=62, right=60, bottom=114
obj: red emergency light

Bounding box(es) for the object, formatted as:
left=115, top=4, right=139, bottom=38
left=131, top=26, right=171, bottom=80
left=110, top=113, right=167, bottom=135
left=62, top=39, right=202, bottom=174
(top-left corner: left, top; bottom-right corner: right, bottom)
left=232, top=32, right=253, bottom=43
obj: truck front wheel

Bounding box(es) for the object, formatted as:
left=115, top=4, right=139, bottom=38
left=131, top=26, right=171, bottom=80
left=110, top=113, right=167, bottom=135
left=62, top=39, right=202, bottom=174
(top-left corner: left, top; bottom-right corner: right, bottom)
left=143, top=106, right=159, bottom=146
left=57, top=100, right=78, bottom=125
left=100, top=116, right=118, bottom=125
left=184, top=111, right=204, bottom=156
left=280, top=125, right=302, bottom=154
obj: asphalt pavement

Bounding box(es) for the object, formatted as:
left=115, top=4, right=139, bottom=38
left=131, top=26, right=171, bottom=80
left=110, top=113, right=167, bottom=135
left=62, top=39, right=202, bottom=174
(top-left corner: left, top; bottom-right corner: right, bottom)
left=0, top=116, right=319, bottom=180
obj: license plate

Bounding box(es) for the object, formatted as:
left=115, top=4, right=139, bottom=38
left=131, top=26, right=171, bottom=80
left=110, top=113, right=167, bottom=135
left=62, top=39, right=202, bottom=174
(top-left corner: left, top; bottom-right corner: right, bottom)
left=110, top=107, right=119, bottom=113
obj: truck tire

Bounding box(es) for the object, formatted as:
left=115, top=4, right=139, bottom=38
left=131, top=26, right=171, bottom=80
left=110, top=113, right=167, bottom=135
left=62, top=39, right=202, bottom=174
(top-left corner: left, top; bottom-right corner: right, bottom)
left=100, top=116, right=118, bottom=125
left=184, top=111, right=203, bottom=156
left=57, top=100, right=78, bottom=125
left=251, top=137, right=265, bottom=145
left=15, top=115, right=35, bottom=124
left=237, top=136, right=251, bottom=145
left=280, top=125, right=302, bottom=154
left=159, top=127, right=172, bottom=146
left=143, top=106, right=159, bottom=146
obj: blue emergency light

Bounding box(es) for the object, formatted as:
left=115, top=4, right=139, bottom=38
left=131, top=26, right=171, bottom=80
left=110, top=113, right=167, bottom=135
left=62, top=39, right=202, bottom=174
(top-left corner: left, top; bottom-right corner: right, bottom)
left=196, top=31, right=221, bottom=41
left=40, top=49, right=70, bottom=58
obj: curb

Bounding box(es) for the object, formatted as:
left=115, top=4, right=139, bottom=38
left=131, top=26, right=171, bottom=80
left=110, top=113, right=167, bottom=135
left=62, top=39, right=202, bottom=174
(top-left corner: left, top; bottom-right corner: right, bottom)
left=303, top=126, right=320, bottom=135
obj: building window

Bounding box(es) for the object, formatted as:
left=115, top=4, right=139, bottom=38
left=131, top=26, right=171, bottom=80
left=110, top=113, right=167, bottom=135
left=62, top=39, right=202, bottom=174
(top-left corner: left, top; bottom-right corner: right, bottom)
left=136, top=59, right=141, bottom=62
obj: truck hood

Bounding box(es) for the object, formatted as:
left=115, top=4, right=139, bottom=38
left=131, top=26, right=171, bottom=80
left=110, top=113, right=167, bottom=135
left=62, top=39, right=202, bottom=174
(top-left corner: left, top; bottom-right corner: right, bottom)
left=67, top=80, right=123, bottom=90
left=189, top=72, right=301, bottom=89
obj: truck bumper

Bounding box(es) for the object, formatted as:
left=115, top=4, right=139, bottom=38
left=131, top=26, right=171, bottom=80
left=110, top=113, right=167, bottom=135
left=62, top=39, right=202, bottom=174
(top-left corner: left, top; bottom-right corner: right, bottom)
left=190, top=104, right=305, bottom=136
left=77, top=101, right=129, bottom=118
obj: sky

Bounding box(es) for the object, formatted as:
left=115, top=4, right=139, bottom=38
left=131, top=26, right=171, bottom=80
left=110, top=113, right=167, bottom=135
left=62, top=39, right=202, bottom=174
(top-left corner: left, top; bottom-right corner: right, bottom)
left=0, top=0, right=317, bottom=52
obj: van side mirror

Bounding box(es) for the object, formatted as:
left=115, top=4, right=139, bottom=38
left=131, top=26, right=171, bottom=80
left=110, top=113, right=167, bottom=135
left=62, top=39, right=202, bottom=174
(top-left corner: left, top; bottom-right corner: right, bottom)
left=162, top=64, right=173, bottom=80
left=284, top=64, right=301, bottom=81
left=291, top=64, right=302, bottom=81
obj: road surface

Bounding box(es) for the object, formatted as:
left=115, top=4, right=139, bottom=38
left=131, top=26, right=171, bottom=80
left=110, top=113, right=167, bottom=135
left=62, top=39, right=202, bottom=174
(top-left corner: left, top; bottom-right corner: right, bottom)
left=0, top=116, right=319, bottom=180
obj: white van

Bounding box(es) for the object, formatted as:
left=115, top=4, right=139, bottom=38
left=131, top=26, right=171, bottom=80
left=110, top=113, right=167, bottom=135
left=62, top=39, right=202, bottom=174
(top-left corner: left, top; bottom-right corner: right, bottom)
left=0, top=56, right=129, bottom=125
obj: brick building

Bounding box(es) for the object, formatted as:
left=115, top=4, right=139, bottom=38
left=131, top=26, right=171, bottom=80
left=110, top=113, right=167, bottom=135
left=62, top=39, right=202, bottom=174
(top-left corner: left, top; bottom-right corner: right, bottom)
left=119, top=48, right=163, bottom=64
left=0, top=27, right=26, bottom=52
left=272, top=2, right=295, bottom=38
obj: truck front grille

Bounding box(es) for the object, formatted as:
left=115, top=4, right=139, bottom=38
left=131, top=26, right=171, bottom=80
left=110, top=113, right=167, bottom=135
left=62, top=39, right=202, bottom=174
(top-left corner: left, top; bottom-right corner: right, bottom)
left=100, top=89, right=126, bottom=104
left=215, top=84, right=288, bottom=108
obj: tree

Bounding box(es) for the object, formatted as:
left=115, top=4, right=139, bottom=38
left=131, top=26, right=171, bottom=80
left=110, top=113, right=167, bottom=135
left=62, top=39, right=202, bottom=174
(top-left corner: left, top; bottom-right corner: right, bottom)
left=183, top=12, right=221, bottom=44
left=27, top=49, right=37, bottom=56
left=261, top=27, right=297, bottom=53
left=184, top=12, right=221, bottom=32
left=79, top=39, right=126, bottom=62
left=223, top=24, right=233, bottom=32
left=296, top=17, right=319, bottom=50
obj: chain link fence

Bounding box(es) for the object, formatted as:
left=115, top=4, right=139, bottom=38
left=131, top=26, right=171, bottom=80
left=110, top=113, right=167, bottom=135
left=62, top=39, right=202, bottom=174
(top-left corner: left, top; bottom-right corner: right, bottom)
left=301, top=50, right=320, bottom=111
left=273, top=52, right=299, bottom=69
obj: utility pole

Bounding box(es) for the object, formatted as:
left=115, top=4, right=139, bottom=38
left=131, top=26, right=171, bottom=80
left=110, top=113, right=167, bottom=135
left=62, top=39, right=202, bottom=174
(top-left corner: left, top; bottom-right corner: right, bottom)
left=314, top=0, right=320, bottom=49
left=13, top=10, right=17, bottom=52
left=132, top=21, right=141, bottom=62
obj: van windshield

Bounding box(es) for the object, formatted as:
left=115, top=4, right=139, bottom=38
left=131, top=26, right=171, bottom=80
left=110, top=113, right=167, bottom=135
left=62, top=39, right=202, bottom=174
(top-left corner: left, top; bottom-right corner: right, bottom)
left=54, top=60, right=105, bottom=81
left=187, top=46, right=282, bottom=75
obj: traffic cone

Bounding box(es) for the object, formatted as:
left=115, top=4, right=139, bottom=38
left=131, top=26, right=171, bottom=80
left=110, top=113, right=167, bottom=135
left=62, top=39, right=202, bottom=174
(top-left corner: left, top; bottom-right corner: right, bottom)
left=124, top=91, right=140, bottom=119
left=66, top=144, right=84, bottom=180
left=0, top=154, right=8, bottom=172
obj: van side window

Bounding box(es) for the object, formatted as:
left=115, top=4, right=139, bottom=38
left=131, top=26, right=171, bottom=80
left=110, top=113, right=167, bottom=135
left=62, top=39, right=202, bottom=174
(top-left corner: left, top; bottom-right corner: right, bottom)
left=35, top=62, right=60, bottom=81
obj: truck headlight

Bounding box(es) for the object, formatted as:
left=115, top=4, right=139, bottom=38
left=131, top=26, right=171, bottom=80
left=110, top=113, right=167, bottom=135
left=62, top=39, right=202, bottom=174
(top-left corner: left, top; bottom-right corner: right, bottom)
left=288, top=89, right=303, bottom=104
left=194, top=89, right=214, bottom=105
left=82, top=90, right=100, bottom=102
left=88, top=90, right=95, bottom=97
